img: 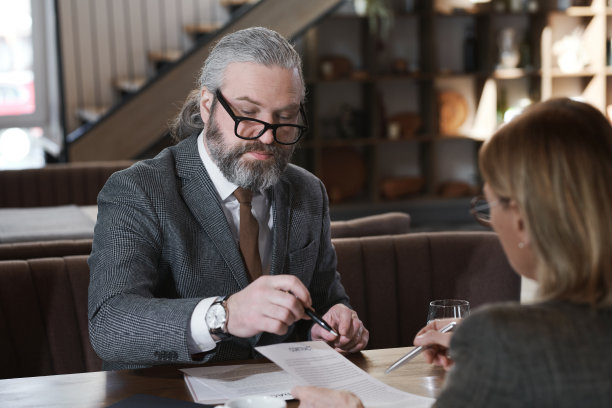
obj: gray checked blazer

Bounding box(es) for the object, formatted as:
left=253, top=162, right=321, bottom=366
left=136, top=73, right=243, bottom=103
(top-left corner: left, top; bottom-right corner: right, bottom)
left=435, top=300, right=612, bottom=407
left=88, top=134, right=350, bottom=370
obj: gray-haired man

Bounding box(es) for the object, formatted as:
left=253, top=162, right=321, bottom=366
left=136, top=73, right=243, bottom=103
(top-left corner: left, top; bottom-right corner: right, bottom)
left=88, top=27, right=368, bottom=370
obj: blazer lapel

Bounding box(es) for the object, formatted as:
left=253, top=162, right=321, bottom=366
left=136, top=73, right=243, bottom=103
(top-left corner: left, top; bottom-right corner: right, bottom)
left=174, top=136, right=251, bottom=289
left=269, top=175, right=291, bottom=276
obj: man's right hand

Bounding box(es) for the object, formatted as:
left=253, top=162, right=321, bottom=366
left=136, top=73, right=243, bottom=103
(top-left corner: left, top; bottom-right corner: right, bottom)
left=225, top=275, right=312, bottom=338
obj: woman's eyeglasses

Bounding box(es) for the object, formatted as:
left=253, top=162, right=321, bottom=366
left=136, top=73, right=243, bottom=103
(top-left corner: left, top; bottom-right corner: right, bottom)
left=470, top=195, right=510, bottom=227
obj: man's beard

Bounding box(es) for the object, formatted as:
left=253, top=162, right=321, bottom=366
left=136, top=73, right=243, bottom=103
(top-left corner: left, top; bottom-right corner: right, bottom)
left=205, top=112, right=295, bottom=192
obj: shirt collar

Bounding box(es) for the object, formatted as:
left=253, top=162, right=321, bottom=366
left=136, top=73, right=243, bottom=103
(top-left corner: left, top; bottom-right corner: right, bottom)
left=197, top=132, right=238, bottom=201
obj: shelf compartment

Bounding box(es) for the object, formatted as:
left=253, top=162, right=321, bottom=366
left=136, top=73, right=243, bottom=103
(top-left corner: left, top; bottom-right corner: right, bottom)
left=549, top=68, right=598, bottom=77
left=492, top=68, right=541, bottom=79
left=552, top=7, right=597, bottom=17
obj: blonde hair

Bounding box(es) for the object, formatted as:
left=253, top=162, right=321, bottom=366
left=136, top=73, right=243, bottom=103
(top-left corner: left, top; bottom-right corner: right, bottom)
left=480, top=98, right=612, bottom=306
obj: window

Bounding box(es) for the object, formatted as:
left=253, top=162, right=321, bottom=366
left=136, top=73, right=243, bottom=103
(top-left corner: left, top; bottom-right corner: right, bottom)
left=0, top=1, right=35, bottom=118
left=0, top=0, right=61, bottom=169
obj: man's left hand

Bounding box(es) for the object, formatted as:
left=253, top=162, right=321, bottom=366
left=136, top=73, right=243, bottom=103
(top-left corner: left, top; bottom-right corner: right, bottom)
left=310, top=304, right=368, bottom=353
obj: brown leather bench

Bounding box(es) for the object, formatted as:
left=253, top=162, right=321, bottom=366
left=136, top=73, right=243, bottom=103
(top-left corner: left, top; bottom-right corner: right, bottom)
left=0, top=211, right=408, bottom=259
left=0, top=161, right=132, bottom=208
left=333, top=231, right=520, bottom=349
left=0, top=239, right=93, bottom=261
left=0, top=256, right=100, bottom=379
left=0, top=231, right=518, bottom=378
left=330, top=212, right=410, bottom=238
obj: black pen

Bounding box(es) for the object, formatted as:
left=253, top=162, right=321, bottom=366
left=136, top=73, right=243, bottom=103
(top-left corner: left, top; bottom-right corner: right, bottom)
left=285, top=290, right=339, bottom=337
left=305, top=308, right=339, bottom=337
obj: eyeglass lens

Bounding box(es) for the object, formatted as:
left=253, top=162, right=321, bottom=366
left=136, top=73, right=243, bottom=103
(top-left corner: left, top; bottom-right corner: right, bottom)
left=473, top=199, right=491, bottom=221
left=470, top=196, right=492, bottom=226
left=236, top=120, right=302, bottom=144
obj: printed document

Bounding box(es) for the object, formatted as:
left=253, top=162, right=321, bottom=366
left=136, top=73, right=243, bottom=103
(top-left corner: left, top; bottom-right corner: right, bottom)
left=182, top=341, right=434, bottom=407
left=256, top=341, right=434, bottom=408
left=182, top=363, right=297, bottom=404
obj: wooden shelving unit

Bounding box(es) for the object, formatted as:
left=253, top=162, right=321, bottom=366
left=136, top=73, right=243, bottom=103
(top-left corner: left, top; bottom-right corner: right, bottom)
left=292, top=0, right=610, bottom=219
left=541, top=0, right=610, bottom=112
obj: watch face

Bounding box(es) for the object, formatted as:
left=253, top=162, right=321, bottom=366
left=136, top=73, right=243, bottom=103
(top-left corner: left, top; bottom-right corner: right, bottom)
left=206, top=303, right=226, bottom=329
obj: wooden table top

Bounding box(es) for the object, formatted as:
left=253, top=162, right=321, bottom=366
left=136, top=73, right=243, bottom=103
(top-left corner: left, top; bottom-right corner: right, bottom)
left=0, top=347, right=446, bottom=407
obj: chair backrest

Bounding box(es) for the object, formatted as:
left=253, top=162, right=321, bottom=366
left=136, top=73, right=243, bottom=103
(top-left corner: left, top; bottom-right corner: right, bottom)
left=0, top=231, right=517, bottom=377
left=332, top=231, right=520, bottom=349
left=330, top=212, right=411, bottom=239
left=0, top=255, right=102, bottom=379
left=0, top=239, right=93, bottom=261
left=0, top=161, right=132, bottom=208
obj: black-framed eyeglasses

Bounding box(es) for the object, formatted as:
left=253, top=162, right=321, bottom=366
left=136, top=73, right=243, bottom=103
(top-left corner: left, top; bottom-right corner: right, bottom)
left=470, top=195, right=510, bottom=227
left=215, top=90, right=308, bottom=145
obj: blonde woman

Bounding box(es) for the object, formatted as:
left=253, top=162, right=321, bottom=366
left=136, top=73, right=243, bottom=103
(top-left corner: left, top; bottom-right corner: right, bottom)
left=292, top=98, right=612, bottom=407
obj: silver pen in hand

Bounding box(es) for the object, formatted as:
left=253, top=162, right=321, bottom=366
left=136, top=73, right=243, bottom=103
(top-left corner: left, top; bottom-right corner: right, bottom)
left=385, top=321, right=457, bottom=375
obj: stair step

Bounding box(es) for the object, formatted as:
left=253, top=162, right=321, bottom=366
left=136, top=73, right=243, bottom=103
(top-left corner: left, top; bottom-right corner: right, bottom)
left=147, top=49, right=183, bottom=64
left=220, top=0, right=259, bottom=8
left=184, top=23, right=221, bottom=36
left=114, top=77, right=148, bottom=94
left=77, top=106, right=110, bottom=123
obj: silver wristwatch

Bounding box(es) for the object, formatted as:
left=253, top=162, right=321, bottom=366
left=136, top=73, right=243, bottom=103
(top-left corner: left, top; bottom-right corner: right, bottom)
left=205, top=295, right=230, bottom=341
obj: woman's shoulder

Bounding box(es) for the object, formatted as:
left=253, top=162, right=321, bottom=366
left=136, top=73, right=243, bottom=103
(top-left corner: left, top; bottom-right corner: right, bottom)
left=441, top=301, right=612, bottom=408
left=449, top=302, right=525, bottom=348
left=455, top=302, right=536, bottom=332
left=465, top=300, right=612, bottom=323
left=454, top=301, right=612, bottom=349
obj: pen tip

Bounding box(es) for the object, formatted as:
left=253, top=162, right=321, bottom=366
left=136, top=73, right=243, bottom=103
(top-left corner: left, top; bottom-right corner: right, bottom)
left=331, top=329, right=339, bottom=337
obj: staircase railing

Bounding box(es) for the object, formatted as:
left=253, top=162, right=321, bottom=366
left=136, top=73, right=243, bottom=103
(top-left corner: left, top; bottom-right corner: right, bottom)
left=67, top=0, right=344, bottom=161
left=57, top=0, right=233, bottom=134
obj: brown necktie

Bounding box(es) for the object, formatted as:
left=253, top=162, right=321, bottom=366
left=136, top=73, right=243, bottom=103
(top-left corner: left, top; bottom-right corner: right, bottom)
left=234, top=187, right=262, bottom=281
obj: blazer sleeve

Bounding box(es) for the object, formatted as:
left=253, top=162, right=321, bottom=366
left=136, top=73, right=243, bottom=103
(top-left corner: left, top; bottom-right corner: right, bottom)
left=88, top=168, right=201, bottom=366
left=433, top=308, right=525, bottom=407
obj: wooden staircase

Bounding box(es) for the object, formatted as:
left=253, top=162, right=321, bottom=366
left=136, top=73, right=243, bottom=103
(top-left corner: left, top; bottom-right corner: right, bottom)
left=68, top=0, right=343, bottom=162
left=74, top=1, right=233, bottom=126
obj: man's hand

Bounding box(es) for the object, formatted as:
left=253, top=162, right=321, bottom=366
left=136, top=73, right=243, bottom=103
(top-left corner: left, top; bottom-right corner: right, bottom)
left=413, top=318, right=458, bottom=370
left=225, top=275, right=311, bottom=338
left=310, top=303, right=368, bottom=353
left=292, top=386, right=364, bottom=408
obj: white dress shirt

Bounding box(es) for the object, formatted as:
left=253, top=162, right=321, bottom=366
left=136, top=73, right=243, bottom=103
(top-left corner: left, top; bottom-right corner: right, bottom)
left=187, top=132, right=274, bottom=353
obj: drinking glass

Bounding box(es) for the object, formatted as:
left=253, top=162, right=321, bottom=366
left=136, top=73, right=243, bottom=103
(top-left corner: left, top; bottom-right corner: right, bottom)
left=427, top=299, right=470, bottom=323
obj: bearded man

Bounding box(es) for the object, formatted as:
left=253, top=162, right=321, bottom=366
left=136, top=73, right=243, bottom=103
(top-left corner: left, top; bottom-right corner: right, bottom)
left=88, top=27, right=368, bottom=370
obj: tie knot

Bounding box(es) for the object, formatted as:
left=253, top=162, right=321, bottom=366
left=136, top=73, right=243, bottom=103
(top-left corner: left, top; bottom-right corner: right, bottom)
left=234, top=187, right=253, bottom=204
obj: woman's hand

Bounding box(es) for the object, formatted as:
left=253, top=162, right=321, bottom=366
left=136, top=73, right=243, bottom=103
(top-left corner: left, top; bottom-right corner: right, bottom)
left=413, top=318, right=458, bottom=371
left=292, top=386, right=364, bottom=408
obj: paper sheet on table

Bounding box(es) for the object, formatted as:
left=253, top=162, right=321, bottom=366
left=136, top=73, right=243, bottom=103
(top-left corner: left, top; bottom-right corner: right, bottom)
left=181, top=363, right=298, bottom=404
left=256, top=341, right=435, bottom=408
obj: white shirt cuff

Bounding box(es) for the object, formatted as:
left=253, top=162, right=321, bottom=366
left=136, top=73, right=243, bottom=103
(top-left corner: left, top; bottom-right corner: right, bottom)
left=187, top=297, right=218, bottom=354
